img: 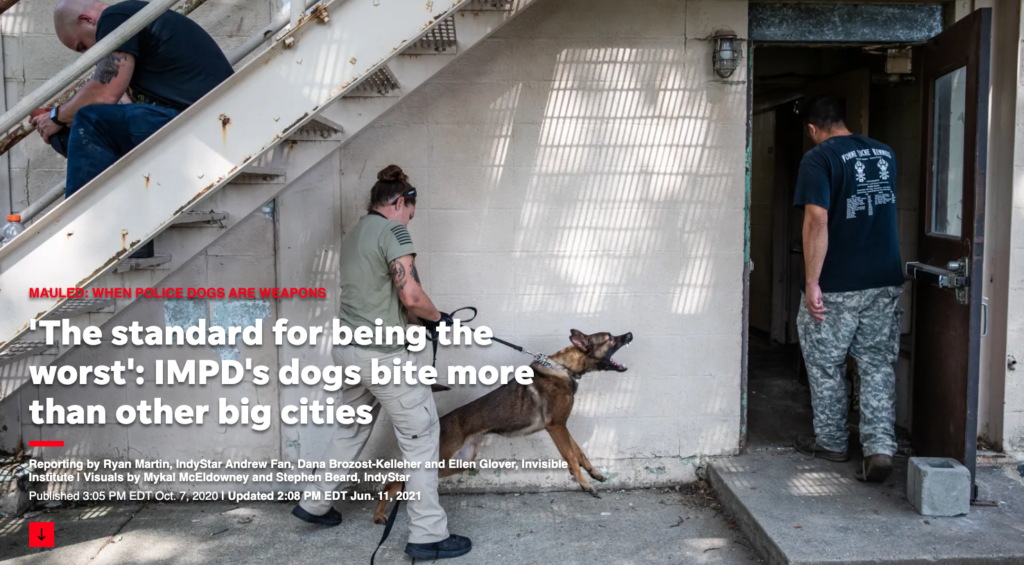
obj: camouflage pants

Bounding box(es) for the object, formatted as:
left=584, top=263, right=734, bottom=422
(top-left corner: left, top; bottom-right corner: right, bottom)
left=797, top=286, right=903, bottom=456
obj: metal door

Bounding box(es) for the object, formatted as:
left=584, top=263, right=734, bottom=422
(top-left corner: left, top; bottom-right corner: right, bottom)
left=906, top=8, right=990, bottom=494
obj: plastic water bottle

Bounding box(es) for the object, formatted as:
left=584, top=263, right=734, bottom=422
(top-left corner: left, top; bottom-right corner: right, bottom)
left=2, top=214, right=24, bottom=247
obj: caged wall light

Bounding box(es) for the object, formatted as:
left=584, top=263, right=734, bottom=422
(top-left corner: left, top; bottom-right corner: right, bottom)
left=712, top=28, right=742, bottom=79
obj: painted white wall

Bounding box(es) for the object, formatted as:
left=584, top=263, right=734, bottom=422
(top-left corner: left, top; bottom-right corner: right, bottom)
left=311, top=0, right=748, bottom=490
left=1000, top=0, right=1024, bottom=457
left=3, top=0, right=749, bottom=492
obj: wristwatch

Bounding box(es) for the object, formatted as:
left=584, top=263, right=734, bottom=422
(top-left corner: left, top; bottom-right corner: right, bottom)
left=49, top=105, right=67, bottom=128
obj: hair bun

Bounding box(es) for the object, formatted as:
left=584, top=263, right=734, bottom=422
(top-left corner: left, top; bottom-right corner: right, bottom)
left=377, top=164, right=407, bottom=183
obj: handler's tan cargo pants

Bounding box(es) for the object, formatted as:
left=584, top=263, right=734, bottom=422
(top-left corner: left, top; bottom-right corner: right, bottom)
left=299, top=345, right=449, bottom=544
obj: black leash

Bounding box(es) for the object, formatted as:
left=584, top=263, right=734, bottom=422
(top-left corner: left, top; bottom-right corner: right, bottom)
left=370, top=482, right=406, bottom=565
left=372, top=309, right=570, bottom=564
left=427, top=306, right=570, bottom=375
left=428, top=307, right=478, bottom=368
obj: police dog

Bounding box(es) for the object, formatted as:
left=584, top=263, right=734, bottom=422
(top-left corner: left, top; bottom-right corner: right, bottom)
left=373, top=329, right=633, bottom=523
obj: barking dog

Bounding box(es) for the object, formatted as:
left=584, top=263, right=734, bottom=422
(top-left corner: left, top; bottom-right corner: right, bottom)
left=373, top=329, right=633, bottom=524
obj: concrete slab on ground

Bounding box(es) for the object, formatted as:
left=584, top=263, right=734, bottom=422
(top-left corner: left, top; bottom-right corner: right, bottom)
left=0, top=504, right=144, bottom=565
left=709, top=451, right=1024, bottom=565
left=1, top=489, right=762, bottom=565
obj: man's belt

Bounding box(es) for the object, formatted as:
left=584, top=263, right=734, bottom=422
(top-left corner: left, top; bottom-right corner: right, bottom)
left=128, top=88, right=185, bottom=112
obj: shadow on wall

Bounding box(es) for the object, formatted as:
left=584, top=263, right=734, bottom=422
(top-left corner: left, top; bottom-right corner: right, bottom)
left=334, top=1, right=749, bottom=469
left=0, top=0, right=749, bottom=475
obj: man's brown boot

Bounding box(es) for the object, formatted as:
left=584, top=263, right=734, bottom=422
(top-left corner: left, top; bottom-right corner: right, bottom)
left=856, top=454, right=893, bottom=482
left=793, top=435, right=850, bottom=462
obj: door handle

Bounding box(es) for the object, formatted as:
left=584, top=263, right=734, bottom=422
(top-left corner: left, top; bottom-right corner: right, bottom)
left=905, top=258, right=971, bottom=305
left=905, top=262, right=964, bottom=288
left=982, top=296, right=989, bottom=338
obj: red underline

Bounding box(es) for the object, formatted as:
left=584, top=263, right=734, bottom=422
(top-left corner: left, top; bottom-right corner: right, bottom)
left=29, top=441, right=64, bottom=447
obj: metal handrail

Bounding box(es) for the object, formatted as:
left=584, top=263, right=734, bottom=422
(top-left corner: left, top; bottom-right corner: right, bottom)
left=0, top=0, right=211, bottom=157
left=18, top=182, right=66, bottom=224
left=13, top=0, right=314, bottom=224
left=0, top=0, right=183, bottom=141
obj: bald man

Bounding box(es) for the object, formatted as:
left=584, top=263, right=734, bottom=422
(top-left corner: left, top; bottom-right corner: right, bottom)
left=30, top=0, right=232, bottom=255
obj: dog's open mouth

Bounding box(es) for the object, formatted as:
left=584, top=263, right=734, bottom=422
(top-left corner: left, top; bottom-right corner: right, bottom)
left=602, top=332, right=632, bottom=372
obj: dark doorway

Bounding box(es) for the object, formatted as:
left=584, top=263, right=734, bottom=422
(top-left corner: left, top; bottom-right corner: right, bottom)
left=746, top=44, right=921, bottom=450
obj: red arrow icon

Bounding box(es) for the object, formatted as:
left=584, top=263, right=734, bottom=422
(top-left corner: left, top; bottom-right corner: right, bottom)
left=29, top=522, right=54, bottom=548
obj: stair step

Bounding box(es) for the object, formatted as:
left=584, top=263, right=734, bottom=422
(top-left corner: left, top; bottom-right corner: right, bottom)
left=467, top=0, right=513, bottom=10
left=0, top=340, right=52, bottom=363
left=112, top=254, right=172, bottom=274
left=171, top=210, right=229, bottom=227
left=351, top=66, right=400, bottom=96
left=239, top=165, right=287, bottom=177
left=310, top=115, right=345, bottom=133
left=47, top=297, right=116, bottom=319
left=290, top=116, right=344, bottom=141
left=708, top=454, right=1024, bottom=564
left=406, top=15, right=458, bottom=54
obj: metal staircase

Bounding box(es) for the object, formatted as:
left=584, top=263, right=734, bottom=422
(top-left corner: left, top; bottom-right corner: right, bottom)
left=0, top=0, right=533, bottom=451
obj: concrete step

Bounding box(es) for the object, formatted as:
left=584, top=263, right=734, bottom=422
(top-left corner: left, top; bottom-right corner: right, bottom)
left=707, top=451, right=1024, bottom=565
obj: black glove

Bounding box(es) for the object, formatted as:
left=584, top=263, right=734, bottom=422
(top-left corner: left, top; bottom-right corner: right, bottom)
left=422, top=311, right=454, bottom=339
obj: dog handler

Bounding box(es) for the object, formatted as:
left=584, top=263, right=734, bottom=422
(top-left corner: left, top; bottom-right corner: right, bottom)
left=291, top=165, right=471, bottom=560
left=792, top=96, right=904, bottom=483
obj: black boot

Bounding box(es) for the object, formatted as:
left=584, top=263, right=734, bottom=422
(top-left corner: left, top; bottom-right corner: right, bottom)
left=405, top=534, right=472, bottom=560
left=291, top=505, right=342, bottom=527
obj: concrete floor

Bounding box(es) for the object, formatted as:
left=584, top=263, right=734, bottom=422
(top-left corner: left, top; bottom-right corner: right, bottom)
left=746, top=333, right=813, bottom=449
left=745, top=333, right=912, bottom=455
left=1, top=488, right=762, bottom=565
left=710, top=452, right=1024, bottom=565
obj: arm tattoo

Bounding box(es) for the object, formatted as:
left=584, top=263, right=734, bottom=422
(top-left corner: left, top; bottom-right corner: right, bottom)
left=410, top=260, right=421, bottom=285
left=389, top=259, right=407, bottom=291
left=95, top=53, right=125, bottom=85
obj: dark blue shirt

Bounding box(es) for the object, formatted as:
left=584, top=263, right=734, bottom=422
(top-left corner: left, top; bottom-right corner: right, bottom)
left=96, top=1, right=233, bottom=111
left=793, top=134, right=903, bottom=293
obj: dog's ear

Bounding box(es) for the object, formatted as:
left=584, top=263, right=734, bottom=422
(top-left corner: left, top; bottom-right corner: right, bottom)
left=569, top=329, right=590, bottom=352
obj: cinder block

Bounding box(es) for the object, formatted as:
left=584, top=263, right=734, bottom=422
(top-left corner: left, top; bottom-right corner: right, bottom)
left=3, top=36, right=23, bottom=80
left=22, top=35, right=77, bottom=80
left=907, top=457, right=971, bottom=517
left=1, top=471, right=45, bottom=516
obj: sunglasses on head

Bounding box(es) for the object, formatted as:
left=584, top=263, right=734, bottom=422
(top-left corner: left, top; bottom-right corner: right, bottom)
left=390, top=188, right=416, bottom=206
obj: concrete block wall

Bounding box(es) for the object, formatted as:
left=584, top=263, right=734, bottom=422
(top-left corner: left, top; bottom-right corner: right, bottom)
left=0, top=0, right=280, bottom=214
left=3, top=0, right=750, bottom=493
left=321, top=0, right=748, bottom=490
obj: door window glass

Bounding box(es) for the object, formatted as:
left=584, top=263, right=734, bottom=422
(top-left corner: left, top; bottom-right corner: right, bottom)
left=931, top=66, right=966, bottom=237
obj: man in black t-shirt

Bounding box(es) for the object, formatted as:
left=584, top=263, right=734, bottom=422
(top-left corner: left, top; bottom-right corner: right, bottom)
left=791, top=96, right=904, bottom=483
left=30, top=0, right=233, bottom=255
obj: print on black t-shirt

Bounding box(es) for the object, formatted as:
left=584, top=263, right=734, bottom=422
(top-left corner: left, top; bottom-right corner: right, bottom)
left=793, top=134, right=904, bottom=293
